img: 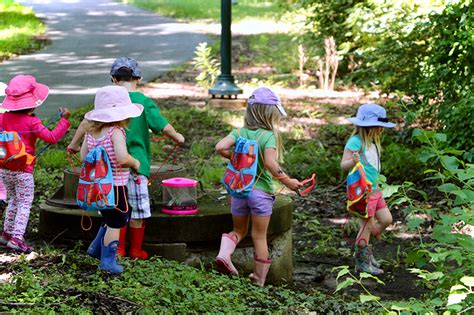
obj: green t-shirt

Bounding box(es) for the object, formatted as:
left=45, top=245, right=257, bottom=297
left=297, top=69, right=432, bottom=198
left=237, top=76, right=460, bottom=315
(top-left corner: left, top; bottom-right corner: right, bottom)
left=126, top=91, right=169, bottom=178
left=228, top=128, right=277, bottom=194
left=344, top=135, right=381, bottom=186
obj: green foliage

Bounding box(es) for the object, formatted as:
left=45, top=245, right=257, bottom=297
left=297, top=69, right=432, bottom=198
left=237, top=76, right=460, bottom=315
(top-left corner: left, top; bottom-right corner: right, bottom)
left=192, top=42, right=220, bottom=88
left=120, top=0, right=283, bottom=22
left=0, top=0, right=47, bottom=59
left=0, top=248, right=377, bottom=313
left=386, top=129, right=474, bottom=312
left=284, top=139, right=342, bottom=184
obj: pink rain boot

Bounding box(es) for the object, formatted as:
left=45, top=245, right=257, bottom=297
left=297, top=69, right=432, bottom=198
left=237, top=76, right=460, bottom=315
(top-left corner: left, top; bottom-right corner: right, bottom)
left=249, top=257, right=272, bottom=287
left=215, top=233, right=239, bottom=275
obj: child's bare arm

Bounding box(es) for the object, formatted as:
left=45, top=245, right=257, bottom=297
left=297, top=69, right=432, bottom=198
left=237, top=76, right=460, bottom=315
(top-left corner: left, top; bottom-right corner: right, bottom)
left=215, top=136, right=235, bottom=159
left=111, top=129, right=140, bottom=172
left=162, top=124, right=185, bottom=144
left=264, top=148, right=302, bottom=191
left=79, top=138, right=88, bottom=161
left=67, top=119, right=89, bottom=152
left=341, top=149, right=359, bottom=171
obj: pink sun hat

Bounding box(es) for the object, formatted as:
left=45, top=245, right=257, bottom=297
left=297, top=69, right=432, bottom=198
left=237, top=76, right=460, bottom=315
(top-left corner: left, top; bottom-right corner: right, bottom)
left=85, top=85, right=143, bottom=123
left=1, top=75, right=49, bottom=111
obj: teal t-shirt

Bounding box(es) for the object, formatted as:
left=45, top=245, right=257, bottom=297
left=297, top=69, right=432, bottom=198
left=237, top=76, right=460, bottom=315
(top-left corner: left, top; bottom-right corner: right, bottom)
left=228, top=128, right=277, bottom=194
left=344, top=135, right=380, bottom=186
left=126, top=91, right=169, bottom=178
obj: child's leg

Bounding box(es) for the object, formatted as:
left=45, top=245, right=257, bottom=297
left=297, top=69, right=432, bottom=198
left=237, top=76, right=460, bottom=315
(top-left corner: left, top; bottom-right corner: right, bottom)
left=356, top=217, right=374, bottom=245
left=372, top=207, right=392, bottom=238
left=103, top=227, right=120, bottom=246
left=10, top=172, right=34, bottom=240
left=250, top=215, right=271, bottom=259
left=231, top=215, right=250, bottom=242
left=127, top=175, right=152, bottom=259
left=2, top=171, right=17, bottom=235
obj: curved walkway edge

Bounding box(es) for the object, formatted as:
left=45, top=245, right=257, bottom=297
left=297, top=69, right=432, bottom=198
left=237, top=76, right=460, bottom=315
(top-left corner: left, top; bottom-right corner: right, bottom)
left=0, top=0, right=209, bottom=117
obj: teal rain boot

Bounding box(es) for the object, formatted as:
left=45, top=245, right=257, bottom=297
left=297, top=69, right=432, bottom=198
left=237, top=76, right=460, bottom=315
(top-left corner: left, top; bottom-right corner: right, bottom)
left=354, top=244, right=383, bottom=275
left=99, top=240, right=124, bottom=274
left=367, top=244, right=381, bottom=268
left=87, top=224, right=106, bottom=259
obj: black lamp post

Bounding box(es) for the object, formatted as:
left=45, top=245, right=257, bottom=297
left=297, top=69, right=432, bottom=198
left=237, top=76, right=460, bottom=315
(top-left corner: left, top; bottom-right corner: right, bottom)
left=209, top=0, right=242, bottom=98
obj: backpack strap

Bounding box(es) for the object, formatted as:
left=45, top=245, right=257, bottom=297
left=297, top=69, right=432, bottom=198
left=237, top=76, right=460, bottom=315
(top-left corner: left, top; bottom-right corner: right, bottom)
left=251, top=130, right=269, bottom=191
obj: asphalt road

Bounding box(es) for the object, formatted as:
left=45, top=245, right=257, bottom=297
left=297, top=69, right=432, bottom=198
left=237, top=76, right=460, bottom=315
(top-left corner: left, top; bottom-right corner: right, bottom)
left=0, top=0, right=209, bottom=117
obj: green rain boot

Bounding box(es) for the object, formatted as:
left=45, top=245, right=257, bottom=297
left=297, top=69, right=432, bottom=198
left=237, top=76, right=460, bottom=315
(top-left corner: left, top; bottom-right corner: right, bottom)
left=367, top=244, right=381, bottom=268
left=354, top=244, right=383, bottom=275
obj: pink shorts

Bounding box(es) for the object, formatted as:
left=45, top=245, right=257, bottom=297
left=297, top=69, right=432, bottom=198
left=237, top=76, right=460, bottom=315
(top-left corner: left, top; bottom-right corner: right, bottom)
left=367, top=191, right=387, bottom=218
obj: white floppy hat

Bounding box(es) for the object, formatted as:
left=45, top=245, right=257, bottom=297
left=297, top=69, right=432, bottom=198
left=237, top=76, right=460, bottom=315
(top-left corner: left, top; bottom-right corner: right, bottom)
left=85, top=86, right=143, bottom=123
left=347, top=103, right=395, bottom=128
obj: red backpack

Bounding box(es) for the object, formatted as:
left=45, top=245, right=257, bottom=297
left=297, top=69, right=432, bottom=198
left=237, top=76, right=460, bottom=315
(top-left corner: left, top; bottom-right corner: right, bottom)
left=346, top=162, right=372, bottom=218
left=0, top=131, right=36, bottom=171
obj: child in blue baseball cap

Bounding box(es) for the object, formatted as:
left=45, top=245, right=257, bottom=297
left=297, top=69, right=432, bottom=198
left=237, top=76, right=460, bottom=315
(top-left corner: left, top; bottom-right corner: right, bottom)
left=340, top=103, right=395, bottom=275
left=68, top=56, right=184, bottom=260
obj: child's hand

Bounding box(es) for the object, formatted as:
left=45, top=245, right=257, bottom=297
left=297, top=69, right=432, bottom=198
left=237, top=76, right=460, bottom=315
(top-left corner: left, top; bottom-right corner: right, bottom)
left=132, top=159, right=140, bottom=173
left=60, top=107, right=71, bottom=119
left=66, top=143, right=80, bottom=153
left=352, top=151, right=360, bottom=163
left=173, top=133, right=185, bottom=145
left=283, top=178, right=303, bottom=191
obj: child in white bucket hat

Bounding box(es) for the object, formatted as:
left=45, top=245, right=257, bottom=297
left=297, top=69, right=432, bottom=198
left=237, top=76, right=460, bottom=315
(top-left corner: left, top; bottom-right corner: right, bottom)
left=68, top=57, right=185, bottom=260
left=340, top=103, right=396, bottom=275
left=80, top=85, right=142, bottom=274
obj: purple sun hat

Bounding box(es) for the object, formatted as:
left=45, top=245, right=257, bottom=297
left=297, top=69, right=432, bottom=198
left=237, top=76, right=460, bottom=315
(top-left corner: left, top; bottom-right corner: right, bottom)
left=248, top=87, right=287, bottom=117
left=347, top=103, right=395, bottom=128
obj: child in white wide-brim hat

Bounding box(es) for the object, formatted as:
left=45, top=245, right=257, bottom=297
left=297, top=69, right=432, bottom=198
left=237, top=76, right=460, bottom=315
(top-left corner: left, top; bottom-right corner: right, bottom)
left=80, top=85, right=142, bottom=274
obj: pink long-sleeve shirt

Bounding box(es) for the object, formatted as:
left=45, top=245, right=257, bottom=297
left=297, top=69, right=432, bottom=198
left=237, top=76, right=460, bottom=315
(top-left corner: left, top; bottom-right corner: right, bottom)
left=2, top=112, right=70, bottom=173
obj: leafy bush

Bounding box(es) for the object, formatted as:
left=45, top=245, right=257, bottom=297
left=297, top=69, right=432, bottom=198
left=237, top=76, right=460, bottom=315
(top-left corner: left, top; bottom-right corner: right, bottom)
left=193, top=42, right=220, bottom=88
left=386, top=129, right=474, bottom=312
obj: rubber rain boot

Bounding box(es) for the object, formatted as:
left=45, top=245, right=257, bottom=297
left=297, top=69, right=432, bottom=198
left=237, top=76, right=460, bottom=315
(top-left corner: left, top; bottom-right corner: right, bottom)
left=86, top=224, right=106, bottom=259
left=99, top=240, right=124, bottom=274
left=117, top=227, right=127, bottom=257
left=249, top=257, right=272, bottom=287
left=215, top=233, right=239, bottom=275
left=367, top=244, right=381, bottom=268
left=354, top=244, right=383, bottom=275
left=128, top=223, right=149, bottom=260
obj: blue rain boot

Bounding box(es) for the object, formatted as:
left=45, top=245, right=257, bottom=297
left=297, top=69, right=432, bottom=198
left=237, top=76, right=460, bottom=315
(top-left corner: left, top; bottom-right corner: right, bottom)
left=99, top=240, right=124, bottom=274
left=87, top=224, right=106, bottom=259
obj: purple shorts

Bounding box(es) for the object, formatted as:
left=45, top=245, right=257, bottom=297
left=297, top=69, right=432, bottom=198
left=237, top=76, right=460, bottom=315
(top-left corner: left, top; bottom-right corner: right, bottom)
left=231, top=189, right=275, bottom=217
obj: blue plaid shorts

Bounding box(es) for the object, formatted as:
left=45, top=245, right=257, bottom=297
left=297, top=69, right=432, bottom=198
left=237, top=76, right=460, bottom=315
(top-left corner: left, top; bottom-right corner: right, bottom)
left=126, top=175, right=151, bottom=219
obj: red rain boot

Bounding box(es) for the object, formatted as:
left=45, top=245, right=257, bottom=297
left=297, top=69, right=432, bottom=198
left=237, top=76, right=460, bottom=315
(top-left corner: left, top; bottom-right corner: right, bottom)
left=117, top=227, right=127, bottom=257
left=215, top=233, right=239, bottom=275
left=249, top=257, right=272, bottom=286
left=128, top=223, right=149, bottom=260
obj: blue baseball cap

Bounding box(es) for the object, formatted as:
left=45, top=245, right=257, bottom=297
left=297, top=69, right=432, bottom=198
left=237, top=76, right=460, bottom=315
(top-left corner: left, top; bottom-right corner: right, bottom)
left=347, top=103, right=395, bottom=128
left=248, top=87, right=287, bottom=117
left=110, top=57, right=142, bottom=78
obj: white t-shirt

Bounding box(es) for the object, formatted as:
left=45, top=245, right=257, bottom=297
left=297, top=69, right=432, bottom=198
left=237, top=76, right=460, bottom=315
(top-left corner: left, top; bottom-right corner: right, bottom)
left=365, top=144, right=380, bottom=172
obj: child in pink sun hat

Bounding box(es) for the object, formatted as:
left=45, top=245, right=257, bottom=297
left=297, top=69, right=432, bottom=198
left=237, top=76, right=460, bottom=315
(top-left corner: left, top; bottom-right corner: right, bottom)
left=80, top=85, right=142, bottom=274
left=0, top=75, right=71, bottom=253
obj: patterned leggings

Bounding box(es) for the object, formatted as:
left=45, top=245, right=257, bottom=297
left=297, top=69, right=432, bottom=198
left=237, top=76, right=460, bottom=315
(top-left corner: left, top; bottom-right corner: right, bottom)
left=2, top=170, right=34, bottom=239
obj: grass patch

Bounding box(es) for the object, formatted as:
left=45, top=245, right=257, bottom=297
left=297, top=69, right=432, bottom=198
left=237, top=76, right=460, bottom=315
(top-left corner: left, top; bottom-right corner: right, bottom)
left=0, top=0, right=47, bottom=60
left=0, top=248, right=378, bottom=313
left=120, top=0, right=283, bottom=22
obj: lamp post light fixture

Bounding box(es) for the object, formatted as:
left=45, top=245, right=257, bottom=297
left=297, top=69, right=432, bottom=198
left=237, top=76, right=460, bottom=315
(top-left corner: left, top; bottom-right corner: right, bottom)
left=209, top=0, right=242, bottom=98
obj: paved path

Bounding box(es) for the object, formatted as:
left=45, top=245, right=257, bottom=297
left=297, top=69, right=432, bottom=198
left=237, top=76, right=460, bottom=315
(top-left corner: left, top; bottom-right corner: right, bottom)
left=0, top=0, right=208, bottom=117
